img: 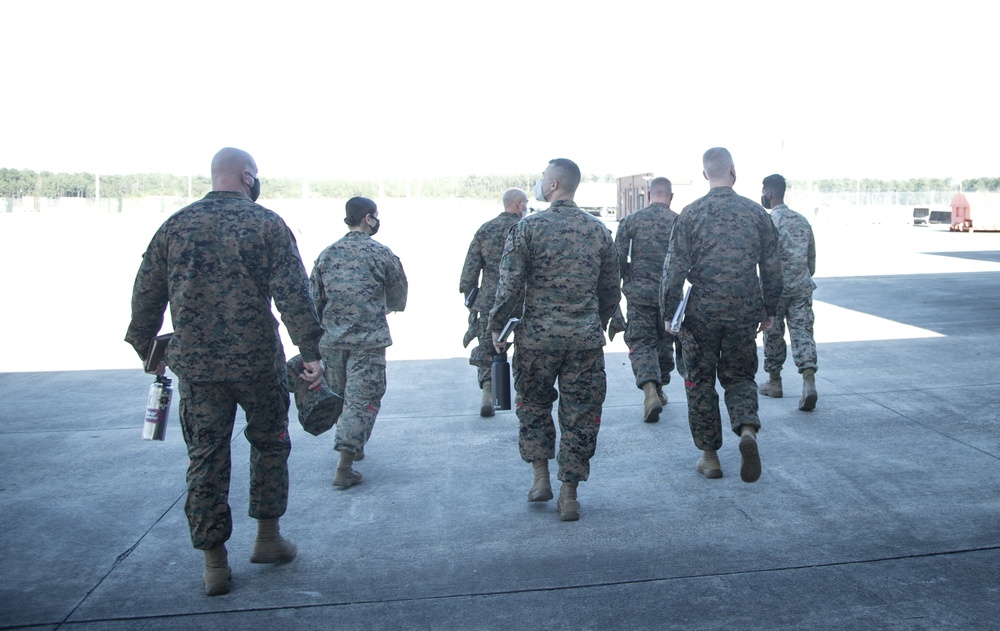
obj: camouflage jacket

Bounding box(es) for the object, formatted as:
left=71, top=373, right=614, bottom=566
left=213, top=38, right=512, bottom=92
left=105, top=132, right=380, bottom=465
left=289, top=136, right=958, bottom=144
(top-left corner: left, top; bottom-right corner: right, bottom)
left=125, top=191, right=324, bottom=381
left=489, top=200, right=620, bottom=350
left=310, top=231, right=408, bottom=351
left=614, top=202, right=678, bottom=306
left=459, top=211, right=521, bottom=313
left=661, top=187, right=782, bottom=324
left=769, top=204, right=817, bottom=297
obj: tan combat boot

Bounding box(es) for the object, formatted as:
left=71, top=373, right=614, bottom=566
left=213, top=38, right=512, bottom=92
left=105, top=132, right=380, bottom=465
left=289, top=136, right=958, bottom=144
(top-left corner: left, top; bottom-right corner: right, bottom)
left=203, top=544, right=231, bottom=596
left=696, top=449, right=723, bottom=479
left=557, top=481, right=580, bottom=521
left=642, top=382, right=663, bottom=423
left=758, top=372, right=783, bottom=398
left=656, top=385, right=667, bottom=407
left=250, top=518, right=297, bottom=564
left=799, top=369, right=818, bottom=411
left=739, top=426, right=761, bottom=483
left=332, top=450, right=364, bottom=488
left=528, top=459, right=553, bottom=502
left=480, top=379, right=495, bottom=417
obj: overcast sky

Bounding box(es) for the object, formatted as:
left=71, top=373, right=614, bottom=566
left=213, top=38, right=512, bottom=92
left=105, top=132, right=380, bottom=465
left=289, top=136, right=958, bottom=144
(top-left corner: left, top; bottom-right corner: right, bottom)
left=2, top=0, right=995, bottom=187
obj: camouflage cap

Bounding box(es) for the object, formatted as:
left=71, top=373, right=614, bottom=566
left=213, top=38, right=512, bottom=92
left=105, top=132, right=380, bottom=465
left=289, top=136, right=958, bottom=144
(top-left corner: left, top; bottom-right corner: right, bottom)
left=286, top=354, right=343, bottom=436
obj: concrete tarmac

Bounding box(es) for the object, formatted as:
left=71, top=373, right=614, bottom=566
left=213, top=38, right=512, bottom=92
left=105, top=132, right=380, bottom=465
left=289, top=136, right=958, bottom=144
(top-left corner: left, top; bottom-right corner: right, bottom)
left=3, top=223, right=1000, bottom=629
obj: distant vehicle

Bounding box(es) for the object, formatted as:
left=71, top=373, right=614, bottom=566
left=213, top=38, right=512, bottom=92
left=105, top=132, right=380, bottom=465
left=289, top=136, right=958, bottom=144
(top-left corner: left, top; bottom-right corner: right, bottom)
left=913, top=207, right=951, bottom=226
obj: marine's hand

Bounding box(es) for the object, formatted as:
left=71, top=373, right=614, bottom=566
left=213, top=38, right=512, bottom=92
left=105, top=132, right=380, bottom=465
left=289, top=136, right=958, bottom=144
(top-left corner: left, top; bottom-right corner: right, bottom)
left=757, top=316, right=775, bottom=333
left=300, top=359, right=325, bottom=390
left=492, top=331, right=507, bottom=355
left=151, top=361, right=166, bottom=377
left=608, top=306, right=626, bottom=341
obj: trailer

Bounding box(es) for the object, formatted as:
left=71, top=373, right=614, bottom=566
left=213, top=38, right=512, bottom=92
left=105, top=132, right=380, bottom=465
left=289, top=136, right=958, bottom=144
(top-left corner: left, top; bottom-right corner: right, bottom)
left=616, top=173, right=654, bottom=221
left=950, top=193, right=1000, bottom=232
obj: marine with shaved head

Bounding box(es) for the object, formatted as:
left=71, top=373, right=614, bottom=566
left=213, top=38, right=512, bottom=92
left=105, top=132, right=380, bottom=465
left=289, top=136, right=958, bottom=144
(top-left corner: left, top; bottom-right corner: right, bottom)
left=127, top=147, right=325, bottom=596
left=660, top=147, right=782, bottom=484
left=460, top=187, right=527, bottom=416
left=489, top=158, right=620, bottom=521
left=614, top=176, right=680, bottom=423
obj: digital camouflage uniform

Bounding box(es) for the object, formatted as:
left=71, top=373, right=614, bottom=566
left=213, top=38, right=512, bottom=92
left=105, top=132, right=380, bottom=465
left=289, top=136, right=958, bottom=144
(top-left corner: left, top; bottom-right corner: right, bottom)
left=489, top=200, right=620, bottom=482
left=126, top=190, right=324, bottom=550
left=310, top=231, right=408, bottom=457
left=660, top=187, right=782, bottom=451
left=459, top=211, right=522, bottom=387
left=762, top=204, right=818, bottom=375
left=614, top=202, right=680, bottom=389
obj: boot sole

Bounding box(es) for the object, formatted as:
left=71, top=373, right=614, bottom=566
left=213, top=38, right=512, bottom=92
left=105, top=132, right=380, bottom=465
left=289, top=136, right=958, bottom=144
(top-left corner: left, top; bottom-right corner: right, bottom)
left=798, top=392, right=817, bottom=411
left=697, top=464, right=723, bottom=479
left=643, top=402, right=663, bottom=423
left=250, top=548, right=297, bottom=564
left=204, top=568, right=231, bottom=596
left=332, top=479, right=363, bottom=489
left=558, top=499, right=580, bottom=521
left=740, top=435, right=761, bottom=483
left=528, top=487, right=553, bottom=502
left=332, top=470, right=364, bottom=489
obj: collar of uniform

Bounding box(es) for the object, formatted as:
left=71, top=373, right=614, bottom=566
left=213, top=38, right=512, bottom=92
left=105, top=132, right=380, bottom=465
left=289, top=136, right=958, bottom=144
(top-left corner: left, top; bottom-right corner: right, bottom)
left=707, top=186, right=736, bottom=197
left=345, top=230, right=371, bottom=239
left=771, top=204, right=789, bottom=212
left=549, top=200, right=580, bottom=210
left=646, top=202, right=671, bottom=211
left=207, top=190, right=252, bottom=201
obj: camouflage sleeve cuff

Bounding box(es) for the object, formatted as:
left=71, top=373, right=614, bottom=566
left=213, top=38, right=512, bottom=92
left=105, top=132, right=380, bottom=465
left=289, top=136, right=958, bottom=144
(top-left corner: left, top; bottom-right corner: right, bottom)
left=298, top=345, right=322, bottom=364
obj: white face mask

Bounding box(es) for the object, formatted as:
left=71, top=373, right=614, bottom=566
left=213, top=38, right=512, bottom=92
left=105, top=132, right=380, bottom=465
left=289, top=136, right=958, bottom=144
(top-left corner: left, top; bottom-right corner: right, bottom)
left=534, top=178, right=548, bottom=202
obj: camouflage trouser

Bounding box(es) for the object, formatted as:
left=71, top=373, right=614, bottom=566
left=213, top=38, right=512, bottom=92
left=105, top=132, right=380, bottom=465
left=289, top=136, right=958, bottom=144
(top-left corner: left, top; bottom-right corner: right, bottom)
left=513, top=346, right=605, bottom=482
left=678, top=315, right=761, bottom=451
left=178, top=373, right=291, bottom=550
left=468, top=311, right=493, bottom=388
left=763, top=293, right=818, bottom=375
left=624, top=301, right=678, bottom=389
left=323, top=347, right=386, bottom=456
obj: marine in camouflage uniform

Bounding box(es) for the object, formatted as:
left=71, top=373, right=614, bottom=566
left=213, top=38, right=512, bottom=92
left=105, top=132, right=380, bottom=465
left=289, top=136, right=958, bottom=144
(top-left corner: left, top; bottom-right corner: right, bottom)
left=489, top=159, right=620, bottom=521
left=126, top=148, right=324, bottom=594
left=310, top=196, right=408, bottom=488
left=459, top=189, right=526, bottom=415
left=613, top=177, right=680, bottom=422
left=759, top=174, right=818, bottom=410
left=661, top=148, right=782, bottom=483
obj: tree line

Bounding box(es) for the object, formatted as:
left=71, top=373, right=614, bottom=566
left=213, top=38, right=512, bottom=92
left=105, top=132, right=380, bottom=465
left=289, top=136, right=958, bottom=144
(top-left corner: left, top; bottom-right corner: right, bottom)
left=790, top=177, right=1000, bottom=193
left=1, top=168, right=997, bottom=201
